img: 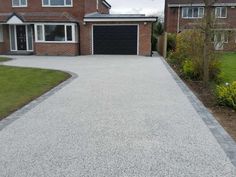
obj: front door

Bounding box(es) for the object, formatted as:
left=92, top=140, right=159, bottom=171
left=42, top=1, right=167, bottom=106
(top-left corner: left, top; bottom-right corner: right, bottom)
left=16, top=25, right=27, bottom=51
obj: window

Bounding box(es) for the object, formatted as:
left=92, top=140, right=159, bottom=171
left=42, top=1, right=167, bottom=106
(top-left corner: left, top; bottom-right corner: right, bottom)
left=42, top=0, right=72, bottom=6
left=35, top=24, right=76, bottom=42
left=182, top=7, right=204, bottom=18
left=215, top=7, right=227, bottom=18
left=0, top=25, right=3, bottom=42
left=12, top=0, right=27, bottom=7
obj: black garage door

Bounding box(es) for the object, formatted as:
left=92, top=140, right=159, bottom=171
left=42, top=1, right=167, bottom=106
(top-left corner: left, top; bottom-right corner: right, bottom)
left=93, top=25, right=138, bottom=55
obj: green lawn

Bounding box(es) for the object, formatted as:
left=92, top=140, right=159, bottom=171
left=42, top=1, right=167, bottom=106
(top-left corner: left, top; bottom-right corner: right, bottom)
left=0, top=66, right=70, bottom=119
left=0, top=57, right=11, bottom=62
left=221, top=53, right=236, bottom=83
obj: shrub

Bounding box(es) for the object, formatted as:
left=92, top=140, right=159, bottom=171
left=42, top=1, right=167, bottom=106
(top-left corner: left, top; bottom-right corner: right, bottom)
left=168, top=30, right=221, bottom=81
left=216, top=82, right=236, bottom=110
left=167, top=33, right=176, bottom=53
left=182, top=60, right=200, bottom=80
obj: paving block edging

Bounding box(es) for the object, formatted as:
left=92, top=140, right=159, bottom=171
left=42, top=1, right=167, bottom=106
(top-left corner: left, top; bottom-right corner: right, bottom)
left=159, top=56, right=236, bottom=167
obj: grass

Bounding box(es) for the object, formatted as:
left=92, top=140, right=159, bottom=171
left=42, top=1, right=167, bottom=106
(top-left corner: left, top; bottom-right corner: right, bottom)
left=0, top=57, right=11, bottom=62
left=0, top=65, right=70, bottom=119
left=221, top=52, right=236, bottom=83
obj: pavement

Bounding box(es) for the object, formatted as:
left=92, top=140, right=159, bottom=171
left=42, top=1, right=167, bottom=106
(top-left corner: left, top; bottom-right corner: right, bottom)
left=0, top=55, right=236, bottom=177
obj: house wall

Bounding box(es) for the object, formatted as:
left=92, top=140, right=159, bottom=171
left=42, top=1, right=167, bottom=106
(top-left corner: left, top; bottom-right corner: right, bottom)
left=165, top=3, right=236, bottom=51
left=0, top=25, right=10, bottom=54
left=35, top=43, right=79, bottom=56
left=80, top=22, right=153, bottom=56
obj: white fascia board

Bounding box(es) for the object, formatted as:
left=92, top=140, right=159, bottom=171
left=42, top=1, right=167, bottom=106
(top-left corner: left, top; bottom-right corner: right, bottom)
left=84, top=18, right=157, bottom=22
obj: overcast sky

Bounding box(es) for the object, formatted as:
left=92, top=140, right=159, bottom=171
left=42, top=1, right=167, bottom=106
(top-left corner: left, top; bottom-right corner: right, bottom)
left=108, top=0, right=165, bottom=16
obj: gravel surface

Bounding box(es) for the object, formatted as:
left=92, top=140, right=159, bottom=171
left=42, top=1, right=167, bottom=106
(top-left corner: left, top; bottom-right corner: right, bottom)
left=0, top=55, right=236, bottom=177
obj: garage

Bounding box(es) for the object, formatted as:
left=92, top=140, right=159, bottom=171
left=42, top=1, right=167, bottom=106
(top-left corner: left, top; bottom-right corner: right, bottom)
left=84, top=13, right=157, bottom=56
left=93, top=25, right=138, bottom=55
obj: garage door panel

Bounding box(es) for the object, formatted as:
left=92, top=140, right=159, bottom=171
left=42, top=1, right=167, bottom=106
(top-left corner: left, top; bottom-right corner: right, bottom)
left=93, top=25, right=138, bottom=55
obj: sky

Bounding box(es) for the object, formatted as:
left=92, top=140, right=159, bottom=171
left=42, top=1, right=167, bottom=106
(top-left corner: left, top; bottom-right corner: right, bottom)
left=108, top=0, right=165, bottom=16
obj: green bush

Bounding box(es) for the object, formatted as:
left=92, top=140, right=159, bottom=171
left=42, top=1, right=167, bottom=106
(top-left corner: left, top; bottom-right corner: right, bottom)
left=216, top=82, right=236, bottom=110
left=168, top=30, right=221, bottom=81
left=167, top=33, right=176, bottom=53
left=182, top=60, right=200, bottom=80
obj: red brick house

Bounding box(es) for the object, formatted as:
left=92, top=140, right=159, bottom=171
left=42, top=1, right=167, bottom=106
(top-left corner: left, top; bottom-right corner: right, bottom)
left=165, top=0, right=236, bottom=51
left=0, top=0, right=156, bottom=56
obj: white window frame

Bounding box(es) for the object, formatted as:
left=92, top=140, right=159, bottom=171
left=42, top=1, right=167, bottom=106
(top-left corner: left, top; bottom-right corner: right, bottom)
left=12, top=0, right=28, bottom=7
left=0, top=25, right=3, bottom=42
left=42, top=0, right=73, bottom=7
left=9, top=25, right=33, bottom=52
left=34, top=23, right=77, bottom=43
left=215, top=7, right=227, bottom=18
left=182, top=7, right=204, bottom=19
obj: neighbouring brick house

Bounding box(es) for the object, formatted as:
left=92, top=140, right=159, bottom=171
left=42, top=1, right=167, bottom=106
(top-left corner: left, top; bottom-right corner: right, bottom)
left=0, top=0, right=156, bottom=56
left=165, top=0, right=236, bottom=51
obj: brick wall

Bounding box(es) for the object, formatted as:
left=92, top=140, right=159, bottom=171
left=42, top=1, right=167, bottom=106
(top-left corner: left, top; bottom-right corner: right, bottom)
left=139, top=23, right=152, bottom=56
left=0, top=25, right=10, bottom=54
left=35, top=43, right=79, bottom=56
left=81, top=22, right=153, bottom=56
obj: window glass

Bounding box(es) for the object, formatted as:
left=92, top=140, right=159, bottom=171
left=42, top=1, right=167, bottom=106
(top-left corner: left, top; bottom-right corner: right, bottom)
left=65, top=0, right=72, bottom=5
left=51, top=0, right=64, bottom=6
left=182, top=7, right=204, bottom=18
left=12, top=0, right=27, bottom=6
left=215, top=7, right=227, bottom=18
left=10, top=25, right=16, bottom=50
left=193, top=8, right=198, bottom=17
left=66, top=26, right=72, bottom=41
left=221, top=7, right=227, bottom=18
left=199, top=8, right=204, bottom=17
left=182, top=8, right=188, bottom=18
left=43, top=0, right=49, bottom=5
left=43, top=0, right=72, bottom=6
left=27, top=25, right=33, bottom=50
left=45, top=25, right=65, bottom=41
left=0, top=25, right=3, bottom=42
left=37, top=25, right=43, bottom=41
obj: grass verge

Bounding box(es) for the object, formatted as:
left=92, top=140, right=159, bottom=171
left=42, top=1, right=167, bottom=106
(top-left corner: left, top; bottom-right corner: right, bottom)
left=0, top=65, right=70, bottom=120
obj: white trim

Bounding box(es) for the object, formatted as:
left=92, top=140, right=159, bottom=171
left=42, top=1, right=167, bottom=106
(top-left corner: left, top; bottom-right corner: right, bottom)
left=9, top=24, right=34, bottom=52
left=34, top=23, right=77, bottom=43
left=92, top=24, right=139, bottom=55
left=42, top=0, right=73, bottom=7
left=84, top=18, right=157, bottom=22
left=12, top=0, right=28, bottom=7
left=182, top=7, right=204, bottom=19
left=215, top=6, right=227, bottom=18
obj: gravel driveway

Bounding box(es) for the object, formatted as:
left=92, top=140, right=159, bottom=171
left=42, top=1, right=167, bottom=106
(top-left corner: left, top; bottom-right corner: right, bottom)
left=0, top=55, right=236, bottom=177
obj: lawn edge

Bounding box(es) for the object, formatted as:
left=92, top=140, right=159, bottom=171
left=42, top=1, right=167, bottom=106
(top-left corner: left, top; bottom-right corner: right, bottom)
left=157, top=54, right=236, bottom=167
left=0, top=70, right=78, bottom=131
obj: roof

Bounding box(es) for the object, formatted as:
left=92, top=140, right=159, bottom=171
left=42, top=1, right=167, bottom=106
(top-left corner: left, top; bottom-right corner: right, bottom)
left=0, top=12, right=78, bottom=23
left=84, top=13, right=157, bottom=22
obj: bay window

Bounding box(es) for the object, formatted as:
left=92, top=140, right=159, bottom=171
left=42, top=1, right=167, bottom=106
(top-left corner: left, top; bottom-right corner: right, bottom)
left=35, top=24, right=76, bottom=42
left=42, top=0, right=72, bottom=7
left=12, top=0, right=27, bottom=7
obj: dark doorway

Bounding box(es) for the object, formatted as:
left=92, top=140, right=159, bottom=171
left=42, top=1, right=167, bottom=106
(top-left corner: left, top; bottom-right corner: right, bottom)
left=16, top=25, right=27, bottom=51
